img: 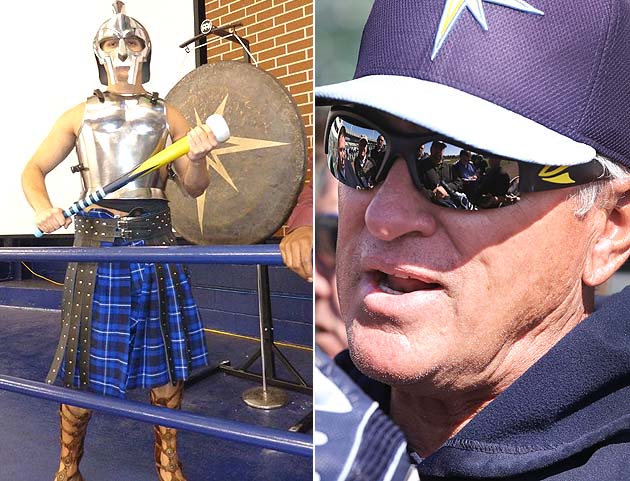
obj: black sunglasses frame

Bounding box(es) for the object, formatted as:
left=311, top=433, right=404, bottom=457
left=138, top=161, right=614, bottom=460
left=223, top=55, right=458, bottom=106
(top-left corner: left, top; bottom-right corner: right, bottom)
left=325, top=108, right=607, bottom=202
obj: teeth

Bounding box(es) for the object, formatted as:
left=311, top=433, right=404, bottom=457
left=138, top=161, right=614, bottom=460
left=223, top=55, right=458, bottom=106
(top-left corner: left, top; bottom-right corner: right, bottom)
left=391, top=273, right=411, bottom=279
left=379, top=282, right=404, bottom=295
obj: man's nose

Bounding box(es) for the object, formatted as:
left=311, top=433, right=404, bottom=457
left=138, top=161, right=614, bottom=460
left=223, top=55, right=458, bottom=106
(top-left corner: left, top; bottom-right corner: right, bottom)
left=364, top=158, right=438, bottom=241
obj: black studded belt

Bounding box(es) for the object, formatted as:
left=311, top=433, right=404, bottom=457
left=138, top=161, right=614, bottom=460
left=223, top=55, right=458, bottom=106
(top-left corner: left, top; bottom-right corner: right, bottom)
left=73, top=209, right=172, bottom=242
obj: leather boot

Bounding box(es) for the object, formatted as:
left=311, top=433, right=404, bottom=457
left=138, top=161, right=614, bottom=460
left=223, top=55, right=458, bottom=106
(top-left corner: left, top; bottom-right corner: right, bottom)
left=151, top=384, right=187, bottom=481
left=53, top=403, right=92, bottom=481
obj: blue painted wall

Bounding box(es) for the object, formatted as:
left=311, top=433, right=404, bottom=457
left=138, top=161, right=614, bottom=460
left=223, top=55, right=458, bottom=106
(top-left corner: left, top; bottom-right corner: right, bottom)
left=0, top=252, right=313, bottom=348
left=188, top=263, right=312, bottom=346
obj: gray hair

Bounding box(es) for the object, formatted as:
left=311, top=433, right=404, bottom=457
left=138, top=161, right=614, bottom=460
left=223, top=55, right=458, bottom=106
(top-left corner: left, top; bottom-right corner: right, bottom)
left=572, top=155, right=630, bottom=219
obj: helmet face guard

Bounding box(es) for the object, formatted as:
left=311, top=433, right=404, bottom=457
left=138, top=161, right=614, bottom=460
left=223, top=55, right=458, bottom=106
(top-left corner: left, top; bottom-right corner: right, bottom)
left=93, top=2, right=151, bottom=85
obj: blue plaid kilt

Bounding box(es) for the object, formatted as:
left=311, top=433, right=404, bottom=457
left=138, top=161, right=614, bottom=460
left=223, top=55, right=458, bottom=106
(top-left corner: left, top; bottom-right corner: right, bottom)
left=60, top=209, right=208, bottom=397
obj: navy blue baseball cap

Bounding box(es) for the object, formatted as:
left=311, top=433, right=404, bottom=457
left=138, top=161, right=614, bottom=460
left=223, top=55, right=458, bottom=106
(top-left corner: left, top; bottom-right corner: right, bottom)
left=316, top=0, right=630, bottom=168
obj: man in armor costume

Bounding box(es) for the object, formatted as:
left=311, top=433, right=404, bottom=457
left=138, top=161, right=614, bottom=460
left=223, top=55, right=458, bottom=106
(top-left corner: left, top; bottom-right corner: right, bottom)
left=21, top=3, right=219, bottom=481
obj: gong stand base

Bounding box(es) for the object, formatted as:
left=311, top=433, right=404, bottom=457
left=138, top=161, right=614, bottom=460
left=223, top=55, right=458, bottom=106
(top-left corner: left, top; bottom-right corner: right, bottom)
left=242, top=386, right=288, bottom=410
left=218, top=344, right=312, bottom=396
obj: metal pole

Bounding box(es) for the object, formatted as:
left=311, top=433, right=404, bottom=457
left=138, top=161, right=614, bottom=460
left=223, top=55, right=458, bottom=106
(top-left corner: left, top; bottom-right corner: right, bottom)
left=0, top=245, right=284, bottom=265
left=242, top=265, right=288, bottom=409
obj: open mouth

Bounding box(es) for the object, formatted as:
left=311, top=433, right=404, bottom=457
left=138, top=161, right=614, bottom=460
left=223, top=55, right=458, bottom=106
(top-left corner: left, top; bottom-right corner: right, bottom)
left=376, top=271, right=442, bottom=294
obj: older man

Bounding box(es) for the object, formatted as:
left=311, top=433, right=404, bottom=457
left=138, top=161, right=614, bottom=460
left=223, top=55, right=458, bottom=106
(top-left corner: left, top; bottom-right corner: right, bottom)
left=315, top=0, right=630, bottom=479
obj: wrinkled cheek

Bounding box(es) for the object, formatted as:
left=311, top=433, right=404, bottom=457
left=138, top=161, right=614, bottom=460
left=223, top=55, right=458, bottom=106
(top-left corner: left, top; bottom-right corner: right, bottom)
left=480, top=227, right=585, bottom=338
left=336, top=189, right=370, bottom=321
left=334, top=252, right=359, bottom=328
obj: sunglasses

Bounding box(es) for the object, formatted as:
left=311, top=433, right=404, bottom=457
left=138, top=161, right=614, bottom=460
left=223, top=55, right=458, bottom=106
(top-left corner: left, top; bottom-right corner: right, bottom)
left=325, top=109, right=607, bottom=210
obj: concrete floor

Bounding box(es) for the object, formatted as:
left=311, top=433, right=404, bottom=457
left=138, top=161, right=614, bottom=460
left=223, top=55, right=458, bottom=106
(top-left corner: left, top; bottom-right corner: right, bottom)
left=0, top=305, right=313, bottom=481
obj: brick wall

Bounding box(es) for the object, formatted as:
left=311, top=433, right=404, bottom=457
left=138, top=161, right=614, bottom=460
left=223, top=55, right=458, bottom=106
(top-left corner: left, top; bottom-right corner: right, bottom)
left=203, top=0, right=313, bottom=235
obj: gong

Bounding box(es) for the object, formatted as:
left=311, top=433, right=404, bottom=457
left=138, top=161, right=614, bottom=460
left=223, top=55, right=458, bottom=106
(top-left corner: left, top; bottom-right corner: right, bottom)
left=165, top=61, right=307, bottom=245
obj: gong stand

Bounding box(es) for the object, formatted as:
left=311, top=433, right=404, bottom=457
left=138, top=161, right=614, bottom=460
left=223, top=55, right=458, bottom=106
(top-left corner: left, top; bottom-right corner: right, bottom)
left=224, top=265, right=312, bottom=409
left=179, top=21, right=253, bottom=63
left=185, top=264, right=312, bottom=409
left=174, top=28, right=310, bottom=409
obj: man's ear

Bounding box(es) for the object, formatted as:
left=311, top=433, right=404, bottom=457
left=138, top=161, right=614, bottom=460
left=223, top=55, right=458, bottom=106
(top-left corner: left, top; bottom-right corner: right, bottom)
left=583, top=177, right=630, bottom=287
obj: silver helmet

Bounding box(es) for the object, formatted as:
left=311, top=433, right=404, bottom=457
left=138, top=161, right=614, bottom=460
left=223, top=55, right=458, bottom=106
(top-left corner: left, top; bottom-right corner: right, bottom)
left=93, top=1, right=151, bottom=85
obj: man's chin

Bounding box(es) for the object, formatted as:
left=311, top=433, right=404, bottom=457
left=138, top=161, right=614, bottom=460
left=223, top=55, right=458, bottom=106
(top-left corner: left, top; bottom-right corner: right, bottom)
left=347, top=336, right=436, bottom=386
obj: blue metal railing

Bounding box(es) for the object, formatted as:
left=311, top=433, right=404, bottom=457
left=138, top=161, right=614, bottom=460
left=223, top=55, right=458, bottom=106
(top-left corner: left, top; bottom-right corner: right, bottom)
left=0, top=245, right=283, bottom=265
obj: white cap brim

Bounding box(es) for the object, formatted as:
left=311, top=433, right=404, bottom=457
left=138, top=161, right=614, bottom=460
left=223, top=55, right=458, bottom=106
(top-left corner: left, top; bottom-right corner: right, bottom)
left=316, top=75, right=595, bottom=166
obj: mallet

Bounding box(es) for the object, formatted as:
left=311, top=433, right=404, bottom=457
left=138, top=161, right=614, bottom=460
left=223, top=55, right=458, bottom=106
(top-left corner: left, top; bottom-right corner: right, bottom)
left=34, top=114, right=230, bottom=237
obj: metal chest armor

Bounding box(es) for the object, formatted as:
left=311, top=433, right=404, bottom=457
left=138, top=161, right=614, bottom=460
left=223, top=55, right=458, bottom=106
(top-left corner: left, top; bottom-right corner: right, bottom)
left=76, top=91, right=169, bottom=200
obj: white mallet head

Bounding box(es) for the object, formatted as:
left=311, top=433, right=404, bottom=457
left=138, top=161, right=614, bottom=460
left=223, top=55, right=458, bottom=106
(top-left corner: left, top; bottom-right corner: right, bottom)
left=206, top=114, right=230, bottom=143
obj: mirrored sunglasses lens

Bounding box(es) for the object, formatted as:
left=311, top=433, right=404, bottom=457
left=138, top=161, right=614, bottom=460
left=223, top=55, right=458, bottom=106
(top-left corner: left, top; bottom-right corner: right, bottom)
left=417, top=145, right=520, bottom=210
left=327, top=116, right=386, bottom=190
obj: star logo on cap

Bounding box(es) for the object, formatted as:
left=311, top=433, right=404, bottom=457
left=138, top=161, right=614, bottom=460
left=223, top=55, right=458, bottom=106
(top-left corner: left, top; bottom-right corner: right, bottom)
left=432, top=0, right=544, bottom=60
